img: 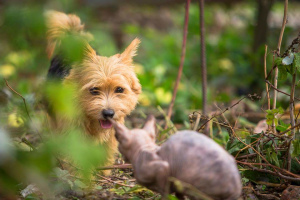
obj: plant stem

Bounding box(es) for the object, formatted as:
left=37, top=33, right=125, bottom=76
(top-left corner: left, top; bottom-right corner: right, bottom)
left=166, top=0, right=190, bottom=128
left=287, top=73, right=296, bottom=171
left=272, top=0, right=288, bottom=133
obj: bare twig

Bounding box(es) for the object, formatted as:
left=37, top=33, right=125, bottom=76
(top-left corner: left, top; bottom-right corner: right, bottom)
left=281, top=31, right=300, bottom=57
left=264, top=45, right=271, bottom=110
left=214, top=105, right=275, bottom=169
left=97, top=164, right=132, bottom=171
left=287, top=72, right=296, bottom=171
left=4, top=79, right=44, bottom=142
left=166, top=0, right=190, bottom=129
left=272, top=0, right=288, bottom=133
left=237, top=161, right=300, bottom=178
left=193, top=112, right=201, bottom=131
left=4, top=79, right=31, bottom=120
left=199, top=0, right=208, bottom=135
left=277, top=0, right=288, bottom=54
left=198, top=97, right=246, bottom=131
left=237, top=161, right=300, bottom=181
left=234, top=135, right=264, bottom=159
left=96, top=174, right=134, bottom=188
left=252, top=188, right=281, bottom=200
left=265, top=80, right=300, bottom=101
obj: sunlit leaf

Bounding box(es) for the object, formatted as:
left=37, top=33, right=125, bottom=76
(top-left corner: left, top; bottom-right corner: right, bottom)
left=0, top=64, right=15, bottom=78
left=282, top=53, right=294, bottom=65
left=154, top=88, right=172, bottom=104
left=7, top=113, right=24, bottom=127
left=45, top=81, right=80, bottom=120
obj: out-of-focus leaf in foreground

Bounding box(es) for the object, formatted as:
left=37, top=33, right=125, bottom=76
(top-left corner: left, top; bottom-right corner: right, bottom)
left=46, top=129, right=107, bottom=178
left=44, top=81, right=80, bottom=120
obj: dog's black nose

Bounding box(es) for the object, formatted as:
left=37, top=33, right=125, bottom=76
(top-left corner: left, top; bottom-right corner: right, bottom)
left=102, top=109, right=115, bottom=119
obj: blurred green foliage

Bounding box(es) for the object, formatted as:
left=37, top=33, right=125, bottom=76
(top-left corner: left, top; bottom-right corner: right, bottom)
left=1, top=0, right=300, bottom=199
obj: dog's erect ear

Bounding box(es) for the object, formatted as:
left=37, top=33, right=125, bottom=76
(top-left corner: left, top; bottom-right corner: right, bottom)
left=111, top=120, right=130, bottom=144
left=120, top=38, right=140, bottom=65
left=143, top=115, right=156, bottom=140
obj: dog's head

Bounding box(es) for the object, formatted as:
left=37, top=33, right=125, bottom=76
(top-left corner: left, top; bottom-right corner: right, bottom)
left=111, top=115, right=156, bottom=162
left=65, top=39, right=141, bottom=130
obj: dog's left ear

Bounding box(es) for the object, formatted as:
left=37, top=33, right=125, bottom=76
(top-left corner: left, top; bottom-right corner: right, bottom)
left=143, top=115, right=156, bottom=140
left=120, top=38, right=140, bottom=65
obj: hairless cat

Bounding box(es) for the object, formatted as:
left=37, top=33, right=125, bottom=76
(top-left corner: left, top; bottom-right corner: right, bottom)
left=111, top=116, right=242, bottom=200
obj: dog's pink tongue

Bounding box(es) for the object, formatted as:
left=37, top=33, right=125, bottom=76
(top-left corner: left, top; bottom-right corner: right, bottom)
left=100, top=119, right=112, bottom=129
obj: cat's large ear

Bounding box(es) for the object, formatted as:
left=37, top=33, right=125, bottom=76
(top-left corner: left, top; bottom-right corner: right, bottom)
left=143, top=115, right=156, bottom=140
left=119, top=38, right=140, bottom=65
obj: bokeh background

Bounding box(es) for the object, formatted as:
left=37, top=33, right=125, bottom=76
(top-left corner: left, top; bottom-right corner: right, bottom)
left=0, top=0, right=300, bottom=199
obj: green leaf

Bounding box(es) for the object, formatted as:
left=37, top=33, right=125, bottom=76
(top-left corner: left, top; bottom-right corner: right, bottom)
left=226, top=138, right=245, bottom=154
left=278, top=65, right=287, bottom=80
left=286, top=64, right=295, bottom=75
left=242, top=170, right=280, bottom=184
left=271, top=151, right=280, bottom=167
left=292, top=139, right=300, bottom=158
left=45, top=81, right=80, bottom=121
left=293, top=52, right=300, bottom=72
left=168, top=195, right=179, bottom=200
left=275, top=57, right=283, bottom=66
left=74, top=180, right=88, bottom=189
left=276, top=120, right=290, bottom=132
left=282, top=53, right=294, bottom=65
left=46, top=130, right=107, bottom=178
left=265, top=108, right=284, bottom=126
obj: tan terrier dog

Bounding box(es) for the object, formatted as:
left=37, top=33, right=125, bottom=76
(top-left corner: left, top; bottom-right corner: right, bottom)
left=45, top=11, right=141, bottom=170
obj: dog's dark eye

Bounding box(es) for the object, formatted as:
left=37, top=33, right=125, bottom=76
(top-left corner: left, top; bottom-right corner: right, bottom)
left=115, top=87, right=124, bottom=93
left=89, top=87, right=100, bottom=95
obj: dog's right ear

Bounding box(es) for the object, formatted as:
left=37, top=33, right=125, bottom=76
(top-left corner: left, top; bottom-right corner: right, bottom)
left=119, top=38, right=140, bottom=65
left=111, top=120, right=130, bottom=144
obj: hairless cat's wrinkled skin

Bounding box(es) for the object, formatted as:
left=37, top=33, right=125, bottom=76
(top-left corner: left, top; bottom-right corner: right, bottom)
left=111, top=116, right=242, bottom=200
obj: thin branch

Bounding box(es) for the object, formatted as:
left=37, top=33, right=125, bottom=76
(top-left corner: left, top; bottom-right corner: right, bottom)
left=265, top=80, right=300, bottom=101
left=215, top=104, right=274, bottom=169
left=237, top=161, right=300, bottom=182
left=272, top=0, right=288, bottom=133
left=281, top=31, right=300, bottom=57
left=193, top=112, right=201, bottom=131
left=277, top=0, right=289, bottom=54
left=237, top=161, right=300, bottom=178
left=264, top=45, right=271, bottom=110
left=165, top=0, right=190, bottom=129
left=287, top=72, right=296, bottom=171
left=198, top=97, right=246, bottom=131
left=4, top=79, right=44, bottom=141
left=96, top=174, right=134, bottom=188
left=234, top=135, right=263, bottom=159
left=279, top=122, right=300, bottom=135
left=97, top=164, right=132, bottom=171
left=4, top=79, right=31, bottom=120
left=199, top=0, right=208, bottom=135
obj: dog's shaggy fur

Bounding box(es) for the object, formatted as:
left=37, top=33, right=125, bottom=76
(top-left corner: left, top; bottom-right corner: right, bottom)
left=46, top=11, right=141, bottom=169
